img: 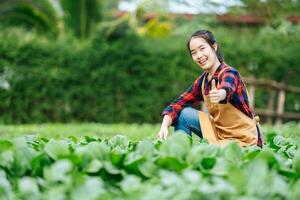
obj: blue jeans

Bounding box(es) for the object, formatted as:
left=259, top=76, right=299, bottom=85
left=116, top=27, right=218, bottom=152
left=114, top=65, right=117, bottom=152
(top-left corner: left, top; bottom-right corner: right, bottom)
left=174, top=107, right=203, bottom=138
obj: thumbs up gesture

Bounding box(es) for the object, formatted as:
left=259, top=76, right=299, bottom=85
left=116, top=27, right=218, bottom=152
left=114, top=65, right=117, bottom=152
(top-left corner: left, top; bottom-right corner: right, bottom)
left=209, top=79, right=227, bottom=103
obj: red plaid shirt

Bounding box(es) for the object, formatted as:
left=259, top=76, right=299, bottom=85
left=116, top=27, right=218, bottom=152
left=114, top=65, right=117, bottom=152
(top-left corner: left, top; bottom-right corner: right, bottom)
left=162, top=62, right=255, bottom=126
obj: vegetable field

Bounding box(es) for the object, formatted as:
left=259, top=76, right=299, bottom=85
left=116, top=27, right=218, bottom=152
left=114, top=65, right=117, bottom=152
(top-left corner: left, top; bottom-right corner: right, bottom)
left=0, top=124, right=300, bottom=200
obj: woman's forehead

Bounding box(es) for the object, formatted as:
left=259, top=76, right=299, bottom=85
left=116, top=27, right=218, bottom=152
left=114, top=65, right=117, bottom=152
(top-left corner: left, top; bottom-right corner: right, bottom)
left=189, top=37, right=208, bottom=49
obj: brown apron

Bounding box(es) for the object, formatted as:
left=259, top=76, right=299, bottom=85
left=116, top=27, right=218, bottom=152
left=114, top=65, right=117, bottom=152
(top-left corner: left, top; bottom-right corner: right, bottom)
left=198, top=67, right=263, bottom=147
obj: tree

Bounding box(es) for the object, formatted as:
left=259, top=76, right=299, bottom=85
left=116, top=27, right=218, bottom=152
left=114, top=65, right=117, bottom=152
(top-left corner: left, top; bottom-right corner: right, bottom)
left=0, top=0, right=60, bottom=35
left=230, top=0, right=300, bottom=25
left=60, top=0, right=102, bottom=39
left=0, top=0, right=103, bottom=39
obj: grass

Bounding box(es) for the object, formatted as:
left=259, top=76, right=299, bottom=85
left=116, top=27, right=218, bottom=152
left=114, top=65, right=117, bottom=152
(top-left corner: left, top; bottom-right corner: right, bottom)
left=0, top=122, right=299, bottom=141
left=0, top=123, right=162, bottom=141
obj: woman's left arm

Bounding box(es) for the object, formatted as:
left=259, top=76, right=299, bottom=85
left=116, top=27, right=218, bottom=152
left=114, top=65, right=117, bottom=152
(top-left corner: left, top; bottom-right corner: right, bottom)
left=217, top=68, right=239, bottom=103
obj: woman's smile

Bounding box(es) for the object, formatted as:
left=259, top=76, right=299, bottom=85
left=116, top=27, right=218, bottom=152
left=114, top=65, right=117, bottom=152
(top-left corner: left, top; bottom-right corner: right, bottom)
left=199, top=57, right=208, bottom=66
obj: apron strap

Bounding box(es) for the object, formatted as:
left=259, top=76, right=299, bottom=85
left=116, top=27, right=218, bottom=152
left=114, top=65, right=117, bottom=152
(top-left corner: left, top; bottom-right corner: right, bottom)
left=217, top=67, right=230, bottom=83
left=201, top=66, right=230, bottom=95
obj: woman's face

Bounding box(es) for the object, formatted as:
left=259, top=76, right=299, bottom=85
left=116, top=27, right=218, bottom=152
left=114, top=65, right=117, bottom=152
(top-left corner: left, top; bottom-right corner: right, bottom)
left=189, top=37, right=218, bottom=72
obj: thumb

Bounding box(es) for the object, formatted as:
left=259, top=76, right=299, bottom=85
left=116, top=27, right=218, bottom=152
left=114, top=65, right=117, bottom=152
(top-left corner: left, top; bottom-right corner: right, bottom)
left=211, top=79, right=217, bottom=90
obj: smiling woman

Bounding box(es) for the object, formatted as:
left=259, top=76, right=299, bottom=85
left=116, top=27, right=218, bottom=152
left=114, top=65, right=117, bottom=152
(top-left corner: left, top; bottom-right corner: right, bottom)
left=157, top=29, right=263, bottom=147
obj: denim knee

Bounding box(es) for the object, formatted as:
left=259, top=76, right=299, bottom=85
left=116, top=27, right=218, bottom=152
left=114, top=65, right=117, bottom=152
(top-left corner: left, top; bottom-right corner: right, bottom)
left=178, top=107, right=196, bottom=123
left=176, top=107, right=202, bottom=138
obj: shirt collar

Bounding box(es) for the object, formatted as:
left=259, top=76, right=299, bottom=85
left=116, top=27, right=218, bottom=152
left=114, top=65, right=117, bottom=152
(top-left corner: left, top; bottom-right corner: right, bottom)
left=204, top=62, right=225, bottom=81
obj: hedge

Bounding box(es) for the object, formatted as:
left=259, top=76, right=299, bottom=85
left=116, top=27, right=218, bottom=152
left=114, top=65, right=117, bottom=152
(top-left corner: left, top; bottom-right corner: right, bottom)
left=0, top=22, right=299, bottom=123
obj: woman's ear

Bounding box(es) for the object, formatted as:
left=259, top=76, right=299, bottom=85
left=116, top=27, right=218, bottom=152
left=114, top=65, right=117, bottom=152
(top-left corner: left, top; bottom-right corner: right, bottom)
left=212, top=43, right=218, bottom=51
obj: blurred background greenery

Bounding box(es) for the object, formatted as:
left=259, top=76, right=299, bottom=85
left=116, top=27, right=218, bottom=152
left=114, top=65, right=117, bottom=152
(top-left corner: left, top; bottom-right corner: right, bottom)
left=0, top=0, right=299, bottom=125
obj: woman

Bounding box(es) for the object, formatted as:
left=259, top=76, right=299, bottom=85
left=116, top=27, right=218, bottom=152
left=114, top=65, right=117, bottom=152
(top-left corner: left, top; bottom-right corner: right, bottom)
left=157, top=30, right=263, bottom=147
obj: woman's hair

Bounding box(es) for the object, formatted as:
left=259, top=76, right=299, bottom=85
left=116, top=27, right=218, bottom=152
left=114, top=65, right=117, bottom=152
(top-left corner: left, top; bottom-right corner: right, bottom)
left=187, top=30, right=224, bottom=63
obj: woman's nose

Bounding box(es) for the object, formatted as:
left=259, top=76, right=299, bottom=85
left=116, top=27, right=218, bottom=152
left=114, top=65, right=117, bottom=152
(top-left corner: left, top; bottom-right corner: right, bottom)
left=197, top=51, right=202, bottom=59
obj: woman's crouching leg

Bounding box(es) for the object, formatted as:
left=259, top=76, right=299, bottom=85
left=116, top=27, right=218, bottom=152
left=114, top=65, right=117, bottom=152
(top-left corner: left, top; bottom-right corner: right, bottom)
left=174, top=107, right=203, bottom=138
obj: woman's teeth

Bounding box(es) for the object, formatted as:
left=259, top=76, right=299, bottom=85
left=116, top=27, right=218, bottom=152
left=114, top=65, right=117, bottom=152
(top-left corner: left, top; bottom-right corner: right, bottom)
left=199, top=58, right=207, bottom=65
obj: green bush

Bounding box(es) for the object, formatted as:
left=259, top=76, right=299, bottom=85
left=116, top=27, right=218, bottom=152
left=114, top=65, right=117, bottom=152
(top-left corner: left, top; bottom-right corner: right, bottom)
left=0, top=21, right=299, bottom=124
left=0, top=25, right=196, bottom=123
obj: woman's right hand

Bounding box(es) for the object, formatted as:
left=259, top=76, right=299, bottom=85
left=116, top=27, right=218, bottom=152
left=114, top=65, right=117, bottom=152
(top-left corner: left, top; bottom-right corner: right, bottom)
left=156, top=115, right=172, bottom=140
left=157, top=125, right=169, bottom=140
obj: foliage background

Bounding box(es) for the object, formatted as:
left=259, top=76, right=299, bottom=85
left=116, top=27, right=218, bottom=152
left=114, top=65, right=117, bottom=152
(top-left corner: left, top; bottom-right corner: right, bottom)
left=0, top=0, right=300, bottom=124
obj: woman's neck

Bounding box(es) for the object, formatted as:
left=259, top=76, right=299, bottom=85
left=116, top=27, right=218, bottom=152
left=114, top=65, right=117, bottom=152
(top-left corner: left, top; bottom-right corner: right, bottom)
left=207, top=60, right=221, bottom=80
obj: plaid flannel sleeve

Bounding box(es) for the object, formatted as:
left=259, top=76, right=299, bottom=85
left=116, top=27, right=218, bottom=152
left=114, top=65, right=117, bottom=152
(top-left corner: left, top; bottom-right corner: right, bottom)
left=218, top=68, right=239, bottom=103
left=162, top=76, right=204, bottom=126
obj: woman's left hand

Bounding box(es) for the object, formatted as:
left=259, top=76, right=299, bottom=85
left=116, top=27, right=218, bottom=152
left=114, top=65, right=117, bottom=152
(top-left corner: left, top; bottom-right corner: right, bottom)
left=209, top=79, right=227, bottom=103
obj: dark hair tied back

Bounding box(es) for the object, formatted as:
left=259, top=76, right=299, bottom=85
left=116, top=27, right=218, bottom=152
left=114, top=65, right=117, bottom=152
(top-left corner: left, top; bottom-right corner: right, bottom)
left=187, top=30, right=224, bottom=63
